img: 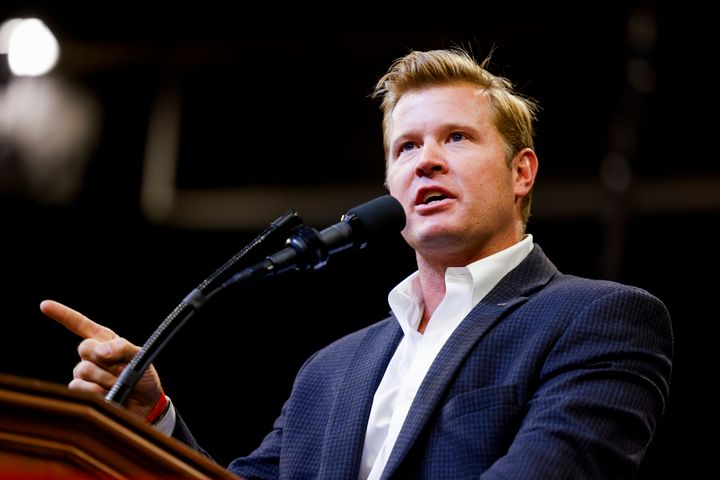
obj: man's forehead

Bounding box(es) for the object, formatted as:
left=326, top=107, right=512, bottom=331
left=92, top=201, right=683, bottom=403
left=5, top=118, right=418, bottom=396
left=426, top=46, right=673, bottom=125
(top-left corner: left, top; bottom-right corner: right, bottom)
left=390, top=86, right=492, bottom=132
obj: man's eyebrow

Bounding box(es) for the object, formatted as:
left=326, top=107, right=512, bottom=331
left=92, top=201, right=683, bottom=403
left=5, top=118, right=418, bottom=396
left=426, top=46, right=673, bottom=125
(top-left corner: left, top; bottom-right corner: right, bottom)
left=392, top=122, right=478, bottom=140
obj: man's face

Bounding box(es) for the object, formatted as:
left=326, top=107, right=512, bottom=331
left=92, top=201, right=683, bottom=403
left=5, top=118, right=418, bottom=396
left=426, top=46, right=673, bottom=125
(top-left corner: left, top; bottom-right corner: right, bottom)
left=385, top=83, right=529, bottom=263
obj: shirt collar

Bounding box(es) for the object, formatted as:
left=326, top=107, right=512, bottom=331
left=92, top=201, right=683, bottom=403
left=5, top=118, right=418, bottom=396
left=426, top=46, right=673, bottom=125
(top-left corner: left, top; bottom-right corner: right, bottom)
left=388, top=235, right=534, bottom=334
left=465, top=234, right=534, bottom=306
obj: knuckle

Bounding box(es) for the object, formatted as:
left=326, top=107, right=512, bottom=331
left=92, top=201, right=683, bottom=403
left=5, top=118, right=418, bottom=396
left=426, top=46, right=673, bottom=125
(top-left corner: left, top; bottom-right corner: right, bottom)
left=73, top=360, right=94, bottom=379
left=69, top=378, right=105, bottom=395
left=77, top=338, right=99, bottom=358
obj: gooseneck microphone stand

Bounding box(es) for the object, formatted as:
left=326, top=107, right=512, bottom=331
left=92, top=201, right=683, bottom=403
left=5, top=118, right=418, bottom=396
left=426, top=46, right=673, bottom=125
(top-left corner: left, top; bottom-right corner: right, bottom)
left=105, top=194, right=405, bottom=407
left=105, top=210, right=303, bottom=405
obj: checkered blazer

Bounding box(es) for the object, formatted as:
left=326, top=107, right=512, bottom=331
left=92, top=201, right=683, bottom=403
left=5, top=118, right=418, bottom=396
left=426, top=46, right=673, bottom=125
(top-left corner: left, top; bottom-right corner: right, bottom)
left=175, top=245, right=673, bottom=479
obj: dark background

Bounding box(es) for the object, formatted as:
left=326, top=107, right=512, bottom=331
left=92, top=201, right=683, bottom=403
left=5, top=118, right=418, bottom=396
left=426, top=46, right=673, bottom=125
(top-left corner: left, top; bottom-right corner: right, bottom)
left=1, top=2, right=716, bottom=477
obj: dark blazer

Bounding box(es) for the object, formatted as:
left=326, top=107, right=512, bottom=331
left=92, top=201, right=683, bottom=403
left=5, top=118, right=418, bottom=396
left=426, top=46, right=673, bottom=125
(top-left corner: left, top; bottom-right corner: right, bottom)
left=175, top=245, right=673, bottom=479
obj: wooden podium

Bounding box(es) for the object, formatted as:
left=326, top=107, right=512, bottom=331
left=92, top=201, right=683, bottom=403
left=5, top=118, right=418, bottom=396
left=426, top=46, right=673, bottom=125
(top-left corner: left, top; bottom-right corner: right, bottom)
left=0, top=373, right=239, bottom=479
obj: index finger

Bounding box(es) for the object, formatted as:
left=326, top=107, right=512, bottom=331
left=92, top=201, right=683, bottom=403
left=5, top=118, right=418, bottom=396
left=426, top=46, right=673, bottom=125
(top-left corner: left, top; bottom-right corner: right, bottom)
left=40, top=299, right=117, bottom=342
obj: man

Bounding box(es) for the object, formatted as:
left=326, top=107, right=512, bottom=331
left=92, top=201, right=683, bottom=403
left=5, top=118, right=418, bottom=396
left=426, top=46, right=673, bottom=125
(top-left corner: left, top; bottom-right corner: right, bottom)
left=42, top=48, right=673, bottom=479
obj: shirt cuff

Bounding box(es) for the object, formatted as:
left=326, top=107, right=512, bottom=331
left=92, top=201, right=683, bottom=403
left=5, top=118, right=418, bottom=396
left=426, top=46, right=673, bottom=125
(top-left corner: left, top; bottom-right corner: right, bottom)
left=152, top=396, right=177, bottom=436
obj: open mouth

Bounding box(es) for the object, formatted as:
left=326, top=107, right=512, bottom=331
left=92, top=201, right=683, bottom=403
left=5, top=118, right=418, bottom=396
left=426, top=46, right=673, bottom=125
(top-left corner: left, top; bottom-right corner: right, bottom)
left=416, top=188, right=453, bottom=206
left=421, top=192, right=449, bottom=205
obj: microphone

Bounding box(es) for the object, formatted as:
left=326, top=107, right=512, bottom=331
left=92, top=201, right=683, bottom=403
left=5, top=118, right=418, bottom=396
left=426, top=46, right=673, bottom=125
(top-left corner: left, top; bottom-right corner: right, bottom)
left=105, top=194, right=405, bottom=406
left=223, top=194, right=406, bottom=286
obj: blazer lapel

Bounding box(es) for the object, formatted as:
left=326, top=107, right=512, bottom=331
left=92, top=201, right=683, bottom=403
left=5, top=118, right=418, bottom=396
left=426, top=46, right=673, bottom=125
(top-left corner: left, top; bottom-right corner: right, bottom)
left=317, top=319, right=403, bottom=479
left=380, top=245, right=558, bottom=479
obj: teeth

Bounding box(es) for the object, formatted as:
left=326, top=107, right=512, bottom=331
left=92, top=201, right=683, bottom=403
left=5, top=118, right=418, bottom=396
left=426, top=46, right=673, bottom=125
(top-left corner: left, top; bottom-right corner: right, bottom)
left=423, top=191, right=444, bottom=204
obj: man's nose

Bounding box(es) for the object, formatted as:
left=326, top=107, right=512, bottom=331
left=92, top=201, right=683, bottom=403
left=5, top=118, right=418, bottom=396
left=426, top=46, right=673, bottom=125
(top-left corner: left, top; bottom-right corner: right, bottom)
left=415, top=144, right=449, bottom=177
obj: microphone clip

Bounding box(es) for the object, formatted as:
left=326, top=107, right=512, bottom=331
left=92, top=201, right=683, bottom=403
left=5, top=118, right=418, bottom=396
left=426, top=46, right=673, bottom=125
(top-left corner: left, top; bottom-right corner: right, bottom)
left=285, top=225, right=329, bottom=272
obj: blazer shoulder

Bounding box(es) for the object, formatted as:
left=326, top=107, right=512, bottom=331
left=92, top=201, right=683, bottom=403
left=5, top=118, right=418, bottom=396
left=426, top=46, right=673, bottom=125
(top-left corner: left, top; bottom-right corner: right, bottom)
left=527, top=245, right=668, bottom=313
left=546, top=273, right=668, bottom=310
left=322, top=315, right=397, bottom=351
left=296, top=315, right=400, bottom=372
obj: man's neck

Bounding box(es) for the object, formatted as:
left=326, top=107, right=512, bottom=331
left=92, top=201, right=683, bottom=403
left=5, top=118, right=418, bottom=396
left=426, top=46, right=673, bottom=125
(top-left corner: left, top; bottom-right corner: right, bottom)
left=414, top=235, right=524, bottom=333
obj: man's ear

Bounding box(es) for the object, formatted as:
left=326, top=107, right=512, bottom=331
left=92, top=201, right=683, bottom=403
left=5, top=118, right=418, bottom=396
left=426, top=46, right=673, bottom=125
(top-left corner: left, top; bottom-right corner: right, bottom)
left=513, top=148, right=538, bottom=198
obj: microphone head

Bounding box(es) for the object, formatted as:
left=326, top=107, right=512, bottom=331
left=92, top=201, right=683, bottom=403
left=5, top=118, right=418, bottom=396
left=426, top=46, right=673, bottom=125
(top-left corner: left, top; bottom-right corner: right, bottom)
left=342, top=195, right=406, bottom=248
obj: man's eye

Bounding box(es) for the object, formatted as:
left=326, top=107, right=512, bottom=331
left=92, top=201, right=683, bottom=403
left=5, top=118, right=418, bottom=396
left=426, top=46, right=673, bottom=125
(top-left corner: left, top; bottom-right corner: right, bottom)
left=400, top=142, right=416, bottom=152
left=450, top=132, right=465, bottom=142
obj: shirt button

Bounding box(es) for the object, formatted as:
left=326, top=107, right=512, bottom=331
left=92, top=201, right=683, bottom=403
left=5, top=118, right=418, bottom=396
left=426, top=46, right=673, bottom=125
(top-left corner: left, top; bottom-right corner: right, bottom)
left=407, top=390, right=416, bottom=399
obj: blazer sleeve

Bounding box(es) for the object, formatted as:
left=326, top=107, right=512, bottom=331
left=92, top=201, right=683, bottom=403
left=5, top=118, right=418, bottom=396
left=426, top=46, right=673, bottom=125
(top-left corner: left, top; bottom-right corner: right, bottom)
left=483, top=285, right=673, bottom=479
left=224, top=402, right=286, bottom=479
left=169, top=405, right=284, bottom=480
left=171, top=410, right=213, bottom=459
left=171, top=346, right=329, bottom=480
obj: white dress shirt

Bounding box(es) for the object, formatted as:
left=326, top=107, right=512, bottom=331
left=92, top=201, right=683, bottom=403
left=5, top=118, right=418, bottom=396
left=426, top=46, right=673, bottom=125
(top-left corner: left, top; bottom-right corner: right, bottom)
left=358, top=235, right=534, bottom=480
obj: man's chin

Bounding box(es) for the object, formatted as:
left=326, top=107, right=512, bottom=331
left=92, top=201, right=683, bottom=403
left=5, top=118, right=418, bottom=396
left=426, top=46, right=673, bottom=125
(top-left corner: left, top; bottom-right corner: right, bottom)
left=407, top=229, right=463, bottom=253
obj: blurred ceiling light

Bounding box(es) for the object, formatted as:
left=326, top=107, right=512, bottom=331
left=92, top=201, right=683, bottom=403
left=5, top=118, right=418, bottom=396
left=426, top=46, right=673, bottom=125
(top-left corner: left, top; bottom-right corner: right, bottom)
left=0, top=76, right=100, bottom=204
left=1, top=18, right=59, bottom=76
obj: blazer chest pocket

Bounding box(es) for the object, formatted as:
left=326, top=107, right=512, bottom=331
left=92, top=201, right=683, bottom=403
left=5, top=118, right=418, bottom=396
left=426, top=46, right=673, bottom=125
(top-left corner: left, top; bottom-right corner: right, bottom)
left=440, top=384, right=521, bottom=425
